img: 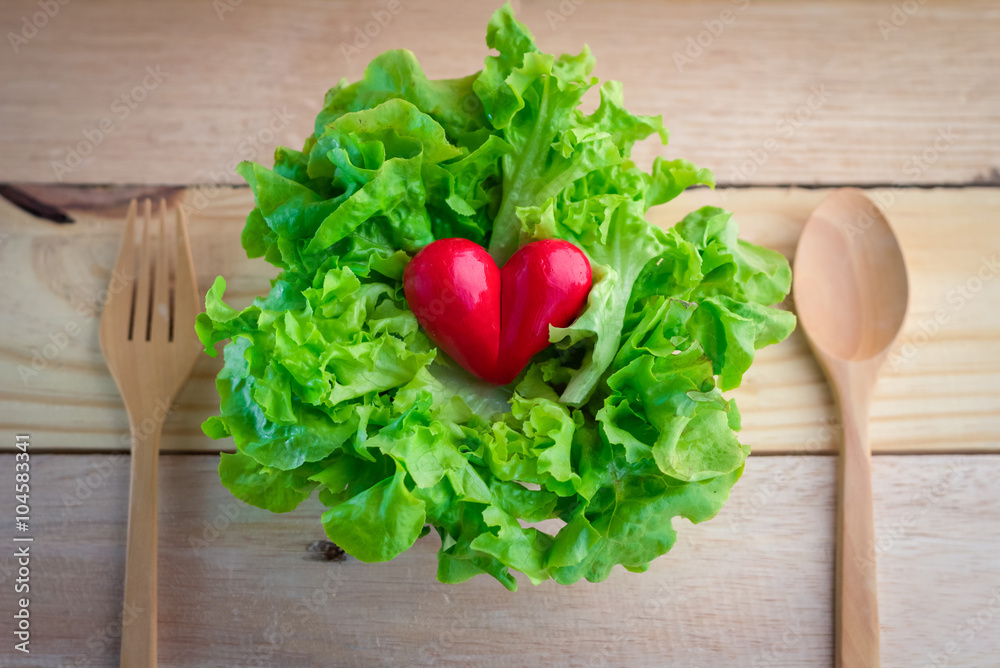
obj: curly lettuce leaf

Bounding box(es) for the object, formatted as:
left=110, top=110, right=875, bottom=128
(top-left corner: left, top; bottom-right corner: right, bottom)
left=218, top=450, right=319, bottom=513
left=198, top=3, right=795, bottom=590
left=320, top=463, right=427, bottom=563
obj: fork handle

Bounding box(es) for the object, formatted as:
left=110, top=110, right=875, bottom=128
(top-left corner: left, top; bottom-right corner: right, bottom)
left=120, top=416, right=161, bottom=668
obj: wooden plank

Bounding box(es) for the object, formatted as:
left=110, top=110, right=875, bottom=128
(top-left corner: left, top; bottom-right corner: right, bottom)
left=657, top=187, right=1000, bottom=455
left=1, top=186, right=998, bottom=454
left=1, top=0, right=998, bottom=186
left=0, top=454, right=997, bottom=666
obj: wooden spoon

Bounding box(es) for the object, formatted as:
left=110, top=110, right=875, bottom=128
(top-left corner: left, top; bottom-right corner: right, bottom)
left=793, top=188, right=909, bottom=668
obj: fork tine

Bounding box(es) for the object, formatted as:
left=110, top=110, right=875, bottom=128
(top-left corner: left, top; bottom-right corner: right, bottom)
left=150, top=200, right=172, bottom=342
left=172, top=205, right=200, bottom=346
left=132, top=199, right=154, bottom=342
left=101, top=200, right=138, bottom=342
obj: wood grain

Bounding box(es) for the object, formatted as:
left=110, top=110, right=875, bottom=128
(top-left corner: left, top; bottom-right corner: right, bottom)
left=0, top=454, right=996, bottom=666
left=1, top=186, right=998, bottom=454
left=1, top=0, right=999, bottom=187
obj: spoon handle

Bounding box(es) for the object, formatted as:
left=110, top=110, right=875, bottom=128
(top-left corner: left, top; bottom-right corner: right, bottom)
left=834, top=372, right=881, bottom=668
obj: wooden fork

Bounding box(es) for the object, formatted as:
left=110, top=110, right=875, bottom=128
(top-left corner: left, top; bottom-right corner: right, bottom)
left=99, top=199, right=201, bottom=667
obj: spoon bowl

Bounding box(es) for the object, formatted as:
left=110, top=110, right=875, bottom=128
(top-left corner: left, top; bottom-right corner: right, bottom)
left=794, top=188, right=909, bottom=362
left=793, top=188, right=910, bottom=668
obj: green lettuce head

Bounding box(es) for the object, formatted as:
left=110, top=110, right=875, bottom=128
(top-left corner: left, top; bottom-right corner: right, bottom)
left=197, top=3, right=795, bottom=590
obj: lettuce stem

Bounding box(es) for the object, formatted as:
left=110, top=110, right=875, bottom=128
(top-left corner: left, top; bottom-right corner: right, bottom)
left=488, top=74, right=552, bottom=266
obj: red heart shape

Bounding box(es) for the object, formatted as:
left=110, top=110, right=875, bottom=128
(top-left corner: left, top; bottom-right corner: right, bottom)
left=403, top=238, right=592, bottom=385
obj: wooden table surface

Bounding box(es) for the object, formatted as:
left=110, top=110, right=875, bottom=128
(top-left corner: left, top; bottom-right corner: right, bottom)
left=1, top=0, right=999, bottom=666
